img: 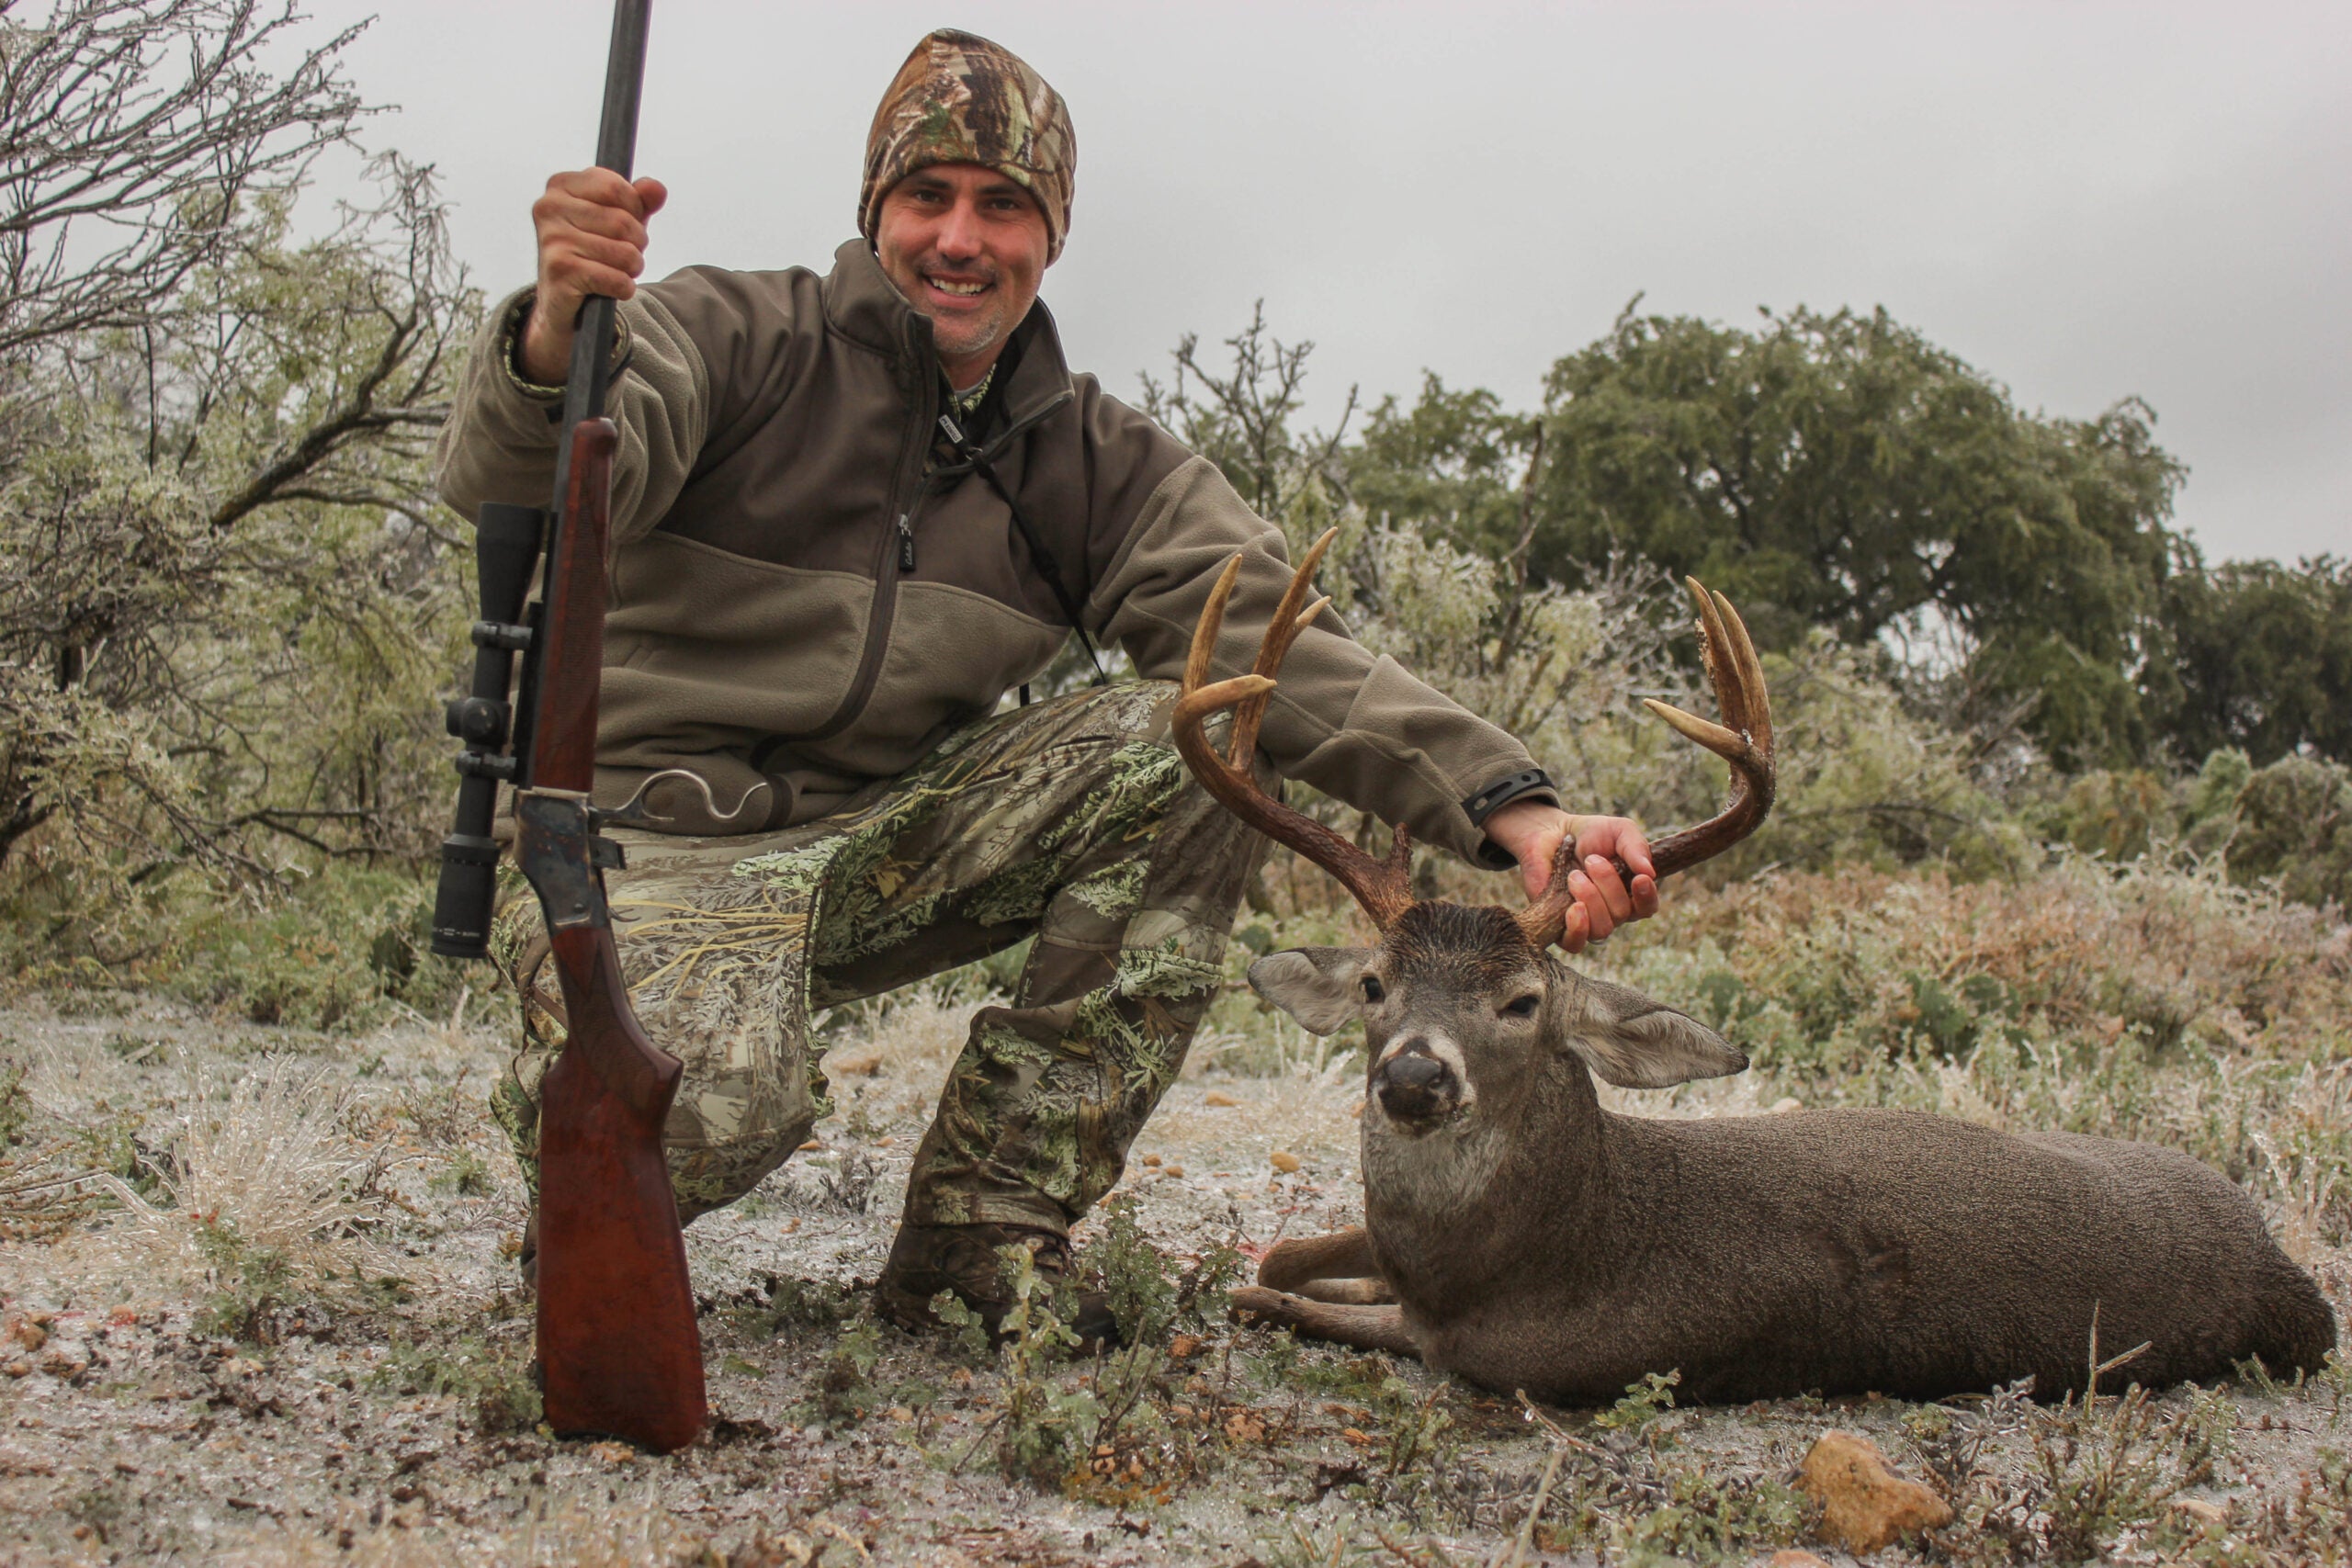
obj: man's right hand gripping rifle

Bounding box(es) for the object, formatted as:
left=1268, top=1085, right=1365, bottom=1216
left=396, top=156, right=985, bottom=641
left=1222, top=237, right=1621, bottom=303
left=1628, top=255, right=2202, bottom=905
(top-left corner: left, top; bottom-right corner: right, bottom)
left=516, top=168, right=668, bottom=389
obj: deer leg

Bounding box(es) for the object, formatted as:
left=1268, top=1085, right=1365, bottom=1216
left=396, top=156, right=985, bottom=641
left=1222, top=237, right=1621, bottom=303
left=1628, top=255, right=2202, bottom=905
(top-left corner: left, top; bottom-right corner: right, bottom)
left=1259, top=1225, right=1380, bottom=1290
left=1232, top=1286, right=1419, bottom=1359
left=1298, top=1277, right=1397, bottom=1305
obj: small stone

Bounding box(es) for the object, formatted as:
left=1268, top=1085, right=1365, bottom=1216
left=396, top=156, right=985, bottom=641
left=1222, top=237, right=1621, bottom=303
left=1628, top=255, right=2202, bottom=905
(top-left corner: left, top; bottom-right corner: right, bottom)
left=830, top=1049, right=884, bottom=1077
left=1162, top=1165, right=1184, bottom=1179
left=1770, top=1097, right=1803, bottom=1114
left=1767, top=1553, right=1833, bottom=1568
left=2171, top=1497, right=2229, bottom=1527
left=37, top=1342, right=90, bottom=1382
left=3, top=1358, right=30, bottom=1379
left=1797, top=1429, right=1953, bottom=1554
left=1140, top=1154, right=1161, bottom=1167
left=6, top=1315, right=45, bottom=1352
left=1203, top=1090, right=1240, bottom=1108
left=1269, top=1150, right=1301, bottom=1174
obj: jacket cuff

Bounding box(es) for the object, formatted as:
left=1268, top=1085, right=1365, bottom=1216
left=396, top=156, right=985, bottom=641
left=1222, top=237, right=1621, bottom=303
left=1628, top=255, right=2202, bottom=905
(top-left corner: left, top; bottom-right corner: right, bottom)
left=1463, top=767, right=1561, bottom=871
left=496, top=288, right=637, bottom=410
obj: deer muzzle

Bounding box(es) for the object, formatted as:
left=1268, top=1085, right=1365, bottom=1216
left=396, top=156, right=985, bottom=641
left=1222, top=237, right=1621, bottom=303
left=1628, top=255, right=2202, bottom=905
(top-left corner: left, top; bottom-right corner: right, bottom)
left=1372, top=1045, right=1462, bottom=1128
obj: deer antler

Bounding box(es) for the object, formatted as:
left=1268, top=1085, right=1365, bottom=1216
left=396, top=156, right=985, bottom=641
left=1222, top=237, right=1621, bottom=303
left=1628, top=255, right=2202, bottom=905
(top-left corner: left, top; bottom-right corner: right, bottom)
left=1171, top=528, right=1418, bottom=931
left=1515, top=578, right=1776, bottom=947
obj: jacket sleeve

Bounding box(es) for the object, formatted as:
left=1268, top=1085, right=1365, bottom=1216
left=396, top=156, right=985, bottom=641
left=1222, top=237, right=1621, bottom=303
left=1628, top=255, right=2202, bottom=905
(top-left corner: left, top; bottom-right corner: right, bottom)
left=431, top=282, right=712, bottom=547
left=1090, top=453, right=1556, bottom=870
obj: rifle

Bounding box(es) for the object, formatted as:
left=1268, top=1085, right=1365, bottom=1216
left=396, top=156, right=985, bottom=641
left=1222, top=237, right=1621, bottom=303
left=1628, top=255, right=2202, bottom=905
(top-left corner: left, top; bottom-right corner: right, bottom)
left=429, top=0, right=706, bottom=1454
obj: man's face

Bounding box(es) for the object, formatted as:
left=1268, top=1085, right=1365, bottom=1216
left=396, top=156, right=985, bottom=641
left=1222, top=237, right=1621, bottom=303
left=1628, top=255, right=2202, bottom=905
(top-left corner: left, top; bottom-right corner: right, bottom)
left=873, top=163, right=1052, bottom=384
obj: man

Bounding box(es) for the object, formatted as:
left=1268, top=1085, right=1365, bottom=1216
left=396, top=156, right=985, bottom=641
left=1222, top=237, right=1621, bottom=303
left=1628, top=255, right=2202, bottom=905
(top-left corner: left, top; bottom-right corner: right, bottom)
left=435, top=30, right=1657, bottom=1337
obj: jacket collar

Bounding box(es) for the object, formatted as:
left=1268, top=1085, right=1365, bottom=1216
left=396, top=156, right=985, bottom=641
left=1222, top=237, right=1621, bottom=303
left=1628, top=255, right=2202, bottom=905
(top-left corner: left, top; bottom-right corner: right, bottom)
left=821, top=239, right=1074, bottom=435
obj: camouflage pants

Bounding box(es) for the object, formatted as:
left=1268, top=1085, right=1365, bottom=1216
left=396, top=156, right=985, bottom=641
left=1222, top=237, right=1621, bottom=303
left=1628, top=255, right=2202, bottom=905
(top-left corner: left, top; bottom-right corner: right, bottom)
left=488, top=681, right=1268, bottom=1235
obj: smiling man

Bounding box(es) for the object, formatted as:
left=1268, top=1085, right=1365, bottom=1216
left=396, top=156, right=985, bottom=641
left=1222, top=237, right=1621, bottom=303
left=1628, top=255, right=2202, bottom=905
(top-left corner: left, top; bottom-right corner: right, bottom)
left=435, top=29, right=1657, bottom=1341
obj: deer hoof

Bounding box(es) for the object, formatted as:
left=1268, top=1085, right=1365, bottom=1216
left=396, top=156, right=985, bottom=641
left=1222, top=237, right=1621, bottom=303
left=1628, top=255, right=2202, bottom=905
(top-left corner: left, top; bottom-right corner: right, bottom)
left=1229, top=1285, right=1307, bottom=1331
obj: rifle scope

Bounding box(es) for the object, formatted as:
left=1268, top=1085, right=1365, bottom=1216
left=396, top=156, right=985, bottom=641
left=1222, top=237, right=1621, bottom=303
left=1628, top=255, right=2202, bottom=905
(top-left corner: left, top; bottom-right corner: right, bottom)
left=429, top=502, right=547, bottom=959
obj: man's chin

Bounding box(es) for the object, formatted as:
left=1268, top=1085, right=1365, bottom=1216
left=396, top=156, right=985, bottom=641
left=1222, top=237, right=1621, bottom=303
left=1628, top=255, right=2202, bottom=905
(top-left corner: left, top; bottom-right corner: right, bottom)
left=930, top=320, right=1006, bottom=369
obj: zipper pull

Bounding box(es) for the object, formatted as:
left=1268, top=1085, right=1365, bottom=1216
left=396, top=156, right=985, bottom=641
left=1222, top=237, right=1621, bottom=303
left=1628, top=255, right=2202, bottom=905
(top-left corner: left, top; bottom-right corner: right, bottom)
left=896, top=513, right=915, bottom=571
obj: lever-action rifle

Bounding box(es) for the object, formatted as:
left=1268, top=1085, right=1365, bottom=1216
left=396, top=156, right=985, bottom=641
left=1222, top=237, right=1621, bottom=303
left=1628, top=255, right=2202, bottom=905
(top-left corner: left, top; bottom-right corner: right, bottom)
left=428, top=0, right=705, bottom=1455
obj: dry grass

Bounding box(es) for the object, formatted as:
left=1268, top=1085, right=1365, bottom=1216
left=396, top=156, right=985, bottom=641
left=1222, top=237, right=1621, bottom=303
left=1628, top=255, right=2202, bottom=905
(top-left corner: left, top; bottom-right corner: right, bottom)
left=96, top=1055, right=401, bottom=1299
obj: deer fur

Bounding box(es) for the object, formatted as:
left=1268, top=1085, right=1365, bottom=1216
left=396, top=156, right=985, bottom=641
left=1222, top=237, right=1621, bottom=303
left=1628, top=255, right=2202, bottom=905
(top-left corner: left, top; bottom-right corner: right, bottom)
left=1237, top=902, right=2336, bottom=1403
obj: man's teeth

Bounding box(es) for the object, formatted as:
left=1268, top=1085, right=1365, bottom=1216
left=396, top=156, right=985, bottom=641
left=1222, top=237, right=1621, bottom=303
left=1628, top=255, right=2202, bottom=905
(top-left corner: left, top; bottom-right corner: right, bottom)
left=928, top=278, right=987, bottom=296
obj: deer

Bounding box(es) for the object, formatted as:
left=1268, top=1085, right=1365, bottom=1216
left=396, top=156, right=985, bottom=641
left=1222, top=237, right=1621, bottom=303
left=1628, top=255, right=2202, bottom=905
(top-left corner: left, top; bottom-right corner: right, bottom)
left=1170, top=532, right=2335, bottom=1404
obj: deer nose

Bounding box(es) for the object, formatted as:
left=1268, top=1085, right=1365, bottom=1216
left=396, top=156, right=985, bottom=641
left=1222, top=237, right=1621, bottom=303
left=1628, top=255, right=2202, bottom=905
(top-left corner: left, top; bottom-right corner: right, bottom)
left=1373, top=1047, right=1459, bottom=1125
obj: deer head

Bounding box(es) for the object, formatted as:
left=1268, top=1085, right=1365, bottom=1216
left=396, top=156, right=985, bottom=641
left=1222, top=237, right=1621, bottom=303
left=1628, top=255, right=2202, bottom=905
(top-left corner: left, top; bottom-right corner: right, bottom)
left=1172, top=530, right=1777, bottom=1134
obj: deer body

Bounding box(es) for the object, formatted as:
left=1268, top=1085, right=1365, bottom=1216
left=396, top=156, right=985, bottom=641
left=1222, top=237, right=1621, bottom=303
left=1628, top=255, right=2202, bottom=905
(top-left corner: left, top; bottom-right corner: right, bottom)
left=1174, top=548, right=2333, bottom=1404
left=1342, top=975, right=2333, bottom=1400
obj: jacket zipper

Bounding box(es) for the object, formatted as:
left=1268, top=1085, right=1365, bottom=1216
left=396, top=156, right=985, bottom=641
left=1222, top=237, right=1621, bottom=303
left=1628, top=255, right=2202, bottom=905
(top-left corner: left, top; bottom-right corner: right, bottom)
left=799, top=340, right=1079, bottom=748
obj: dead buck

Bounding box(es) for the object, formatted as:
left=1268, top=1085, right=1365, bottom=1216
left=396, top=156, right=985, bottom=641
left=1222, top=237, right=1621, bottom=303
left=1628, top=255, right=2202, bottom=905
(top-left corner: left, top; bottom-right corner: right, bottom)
left=1173, top=533, right=2335, bottom=1404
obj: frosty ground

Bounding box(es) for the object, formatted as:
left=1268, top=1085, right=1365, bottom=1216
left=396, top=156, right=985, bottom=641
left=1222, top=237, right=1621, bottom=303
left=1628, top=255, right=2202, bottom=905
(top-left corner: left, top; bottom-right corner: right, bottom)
left=3, top=863, right=2349, bottom=1565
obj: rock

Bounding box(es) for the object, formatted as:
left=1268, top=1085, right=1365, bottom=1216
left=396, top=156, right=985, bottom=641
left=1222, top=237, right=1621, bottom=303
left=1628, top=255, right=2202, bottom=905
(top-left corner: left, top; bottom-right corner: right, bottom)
left=6, top=1314, right=46, bottom=1352
left=1270, top=1150, right=1301, bottom=1174
left=829, top=1049, right=884, bottom=1077
left=37, top=1341, right=91, bottom=1382
left=1203, top=1090, right=1240, bottom=1108
left=1767, top=1553, right=1834, bottom=1568
left=1770, top=1097, right=1803, bottom=1114
left=2171, top=1497, right=2229, bottom=1528
left=2, top=1358, right=29, bottom=1379
left=1797, top=1429, right=1953, bottom=1554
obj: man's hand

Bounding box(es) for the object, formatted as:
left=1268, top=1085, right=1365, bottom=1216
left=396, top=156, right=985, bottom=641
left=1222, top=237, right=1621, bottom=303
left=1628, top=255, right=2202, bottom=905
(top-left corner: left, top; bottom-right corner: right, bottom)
left=518, top=169, right=670, bottom=386
left=1481, top=801, right=1660, bottom=953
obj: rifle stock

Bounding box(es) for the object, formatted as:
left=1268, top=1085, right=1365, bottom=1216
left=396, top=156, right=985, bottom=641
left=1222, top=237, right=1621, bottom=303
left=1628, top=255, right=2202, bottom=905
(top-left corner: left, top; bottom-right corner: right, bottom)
left=534, top=926, right=703, bottom=1451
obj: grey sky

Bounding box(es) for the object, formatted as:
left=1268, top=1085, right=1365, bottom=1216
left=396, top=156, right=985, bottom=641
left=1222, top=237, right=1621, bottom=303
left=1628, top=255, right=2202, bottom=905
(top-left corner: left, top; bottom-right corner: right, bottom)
left=337, top=2, right=2348, bottom=563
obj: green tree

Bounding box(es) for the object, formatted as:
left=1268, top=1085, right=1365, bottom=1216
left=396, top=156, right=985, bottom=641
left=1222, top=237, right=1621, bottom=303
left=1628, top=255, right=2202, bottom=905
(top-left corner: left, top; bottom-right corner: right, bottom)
left=0, top=2, right=479, bottom=956
left=2144, top=555, right=2351, bottom=765
left=1519, top=302, right=2183, bottom=768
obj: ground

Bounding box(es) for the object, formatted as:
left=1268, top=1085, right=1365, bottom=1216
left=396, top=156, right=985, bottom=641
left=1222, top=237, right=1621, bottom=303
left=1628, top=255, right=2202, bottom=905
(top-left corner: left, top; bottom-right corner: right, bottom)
left=2, top=904, right=2347, bottom=1566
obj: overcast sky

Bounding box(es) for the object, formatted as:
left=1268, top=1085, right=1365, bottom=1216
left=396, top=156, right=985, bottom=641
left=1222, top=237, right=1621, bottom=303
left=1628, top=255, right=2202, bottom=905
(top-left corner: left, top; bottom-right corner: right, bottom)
left=333, top=2, right=2348, bottom=563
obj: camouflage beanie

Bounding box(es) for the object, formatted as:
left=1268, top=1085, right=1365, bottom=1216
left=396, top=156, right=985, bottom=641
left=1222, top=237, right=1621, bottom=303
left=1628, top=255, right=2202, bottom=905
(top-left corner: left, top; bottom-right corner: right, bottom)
left=859, top=29, right=1075, bottom=264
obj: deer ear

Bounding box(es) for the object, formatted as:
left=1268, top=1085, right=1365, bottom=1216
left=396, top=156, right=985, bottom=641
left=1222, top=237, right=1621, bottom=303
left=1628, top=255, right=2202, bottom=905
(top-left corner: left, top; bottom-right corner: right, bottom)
left=1248, top=947, right=1373, bottom=1035
left=1561, top=972, right=1747, bottom=1089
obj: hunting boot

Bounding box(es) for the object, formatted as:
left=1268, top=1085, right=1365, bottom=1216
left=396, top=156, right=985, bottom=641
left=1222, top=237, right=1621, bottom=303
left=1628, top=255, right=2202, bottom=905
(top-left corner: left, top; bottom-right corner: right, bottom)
left=877, top=1222, right=1122, bottom=1349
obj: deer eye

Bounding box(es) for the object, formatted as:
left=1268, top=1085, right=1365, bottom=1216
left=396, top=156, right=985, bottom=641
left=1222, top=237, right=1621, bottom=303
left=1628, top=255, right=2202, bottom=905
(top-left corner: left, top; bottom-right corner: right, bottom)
left=1360, top=976, right=1385, bottom=1004
left=1500, top=994, right=1541, bottom=1020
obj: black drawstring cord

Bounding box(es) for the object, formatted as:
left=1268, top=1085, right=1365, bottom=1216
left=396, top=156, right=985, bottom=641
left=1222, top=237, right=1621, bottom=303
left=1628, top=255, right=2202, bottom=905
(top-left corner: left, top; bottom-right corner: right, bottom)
left=938, top=411, right=1109, bottom=691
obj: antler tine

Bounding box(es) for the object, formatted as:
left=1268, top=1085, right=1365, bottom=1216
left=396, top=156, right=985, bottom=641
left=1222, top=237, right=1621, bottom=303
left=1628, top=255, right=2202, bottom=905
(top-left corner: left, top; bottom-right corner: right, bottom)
left=1514, top=578, right=1777, bottom=950
left=1227, top=526, right=1340, bottom=769
left=1639, top=579, right=1776, bottom=879
left=1173, top=543, right=1417, bottom=931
